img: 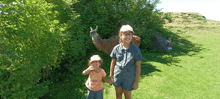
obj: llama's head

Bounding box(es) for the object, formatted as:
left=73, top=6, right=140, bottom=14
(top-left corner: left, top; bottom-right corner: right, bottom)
left=90, top=26, right=98, bottom=37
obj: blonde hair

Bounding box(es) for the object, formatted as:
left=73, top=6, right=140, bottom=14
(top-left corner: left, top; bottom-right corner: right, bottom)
left=118, top=31, right=123, bottom=44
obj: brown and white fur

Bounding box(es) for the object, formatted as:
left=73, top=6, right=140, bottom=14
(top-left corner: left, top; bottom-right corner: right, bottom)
left=90, top=26, right=140, bottom=54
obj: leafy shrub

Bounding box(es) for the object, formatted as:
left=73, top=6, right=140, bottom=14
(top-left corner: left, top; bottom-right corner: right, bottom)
left=0, top=0, right=79, bottom=98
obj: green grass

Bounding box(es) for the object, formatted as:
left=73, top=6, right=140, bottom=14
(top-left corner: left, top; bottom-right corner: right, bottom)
left=42, top=13, right=220, bottom=99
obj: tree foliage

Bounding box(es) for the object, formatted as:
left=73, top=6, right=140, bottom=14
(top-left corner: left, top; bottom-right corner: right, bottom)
left=0, top=0, right=79, bottom=98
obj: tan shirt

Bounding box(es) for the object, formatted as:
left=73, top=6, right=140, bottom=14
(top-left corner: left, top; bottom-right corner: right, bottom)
left=86, top=69, right=106, bottom=91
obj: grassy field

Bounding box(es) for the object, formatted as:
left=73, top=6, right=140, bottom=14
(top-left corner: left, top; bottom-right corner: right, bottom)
left=42, top=13, right=220, bottom=99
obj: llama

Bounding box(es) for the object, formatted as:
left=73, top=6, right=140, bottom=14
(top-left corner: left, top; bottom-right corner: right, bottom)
left=90, top=26, right=140, bottom=54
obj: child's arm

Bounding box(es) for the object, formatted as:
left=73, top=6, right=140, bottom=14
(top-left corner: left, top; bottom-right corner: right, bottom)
left=135, top=60, right=141, bottom=82
left=132, top=60, right=141, bottom=90
left=110, top=58, right=116, bottom=79
left=102, top=77, right=111, bottom=83
left=82, top=66, right=94, bottom=75
left=109, top=58, right=116, bottom=86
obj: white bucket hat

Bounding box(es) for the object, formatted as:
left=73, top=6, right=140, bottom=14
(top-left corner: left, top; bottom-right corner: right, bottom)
left=89, top=55, right=101, bottom=63
left=120, top=25, right=134, bottom=33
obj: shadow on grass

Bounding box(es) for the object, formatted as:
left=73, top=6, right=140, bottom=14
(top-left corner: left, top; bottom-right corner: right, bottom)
left=141, top=62, right=162, bottom=76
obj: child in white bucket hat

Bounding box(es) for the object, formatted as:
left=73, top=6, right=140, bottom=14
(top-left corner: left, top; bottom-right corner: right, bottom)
left=110, top=25, right=142, bottom=99
left=82, top=55, right=113, bottom=99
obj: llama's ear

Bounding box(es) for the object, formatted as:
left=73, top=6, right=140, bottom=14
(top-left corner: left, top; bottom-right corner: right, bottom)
left=95, top=26, right=98, bottom=31
left=90, top=27, right=93, bottom=31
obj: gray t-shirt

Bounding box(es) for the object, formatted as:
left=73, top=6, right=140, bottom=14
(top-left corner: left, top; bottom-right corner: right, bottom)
left=110, top=42, right=142, bottom=78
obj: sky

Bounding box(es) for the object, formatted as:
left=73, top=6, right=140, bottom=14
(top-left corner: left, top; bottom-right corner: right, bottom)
left=1, top=1, right=219, bottom=21
left=156, top=0, right=220, bottom=21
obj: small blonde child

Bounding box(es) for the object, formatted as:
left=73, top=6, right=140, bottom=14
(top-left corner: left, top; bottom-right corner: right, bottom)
left=82, top=55, right=113, bottom=99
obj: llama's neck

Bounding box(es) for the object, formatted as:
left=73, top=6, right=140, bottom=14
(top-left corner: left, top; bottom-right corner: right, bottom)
left=91, top=33, right=103, bottom=50
left=92, top=33, right=98, bottom=44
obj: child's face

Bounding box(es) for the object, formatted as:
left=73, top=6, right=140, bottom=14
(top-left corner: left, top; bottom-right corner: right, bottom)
left=91, top=61, right=100, bottom=69
left=168, top=38, right=171, bottom=41
left=121, top=31, right=133, bottom=44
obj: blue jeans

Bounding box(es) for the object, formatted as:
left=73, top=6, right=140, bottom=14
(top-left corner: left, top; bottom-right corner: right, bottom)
left=87, top=88, right=103, bottom=99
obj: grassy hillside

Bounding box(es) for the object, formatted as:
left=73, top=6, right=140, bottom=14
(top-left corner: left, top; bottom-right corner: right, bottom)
left=41, top=12, right=220, bottom=99
left=162, top=12, right=220, bottom=25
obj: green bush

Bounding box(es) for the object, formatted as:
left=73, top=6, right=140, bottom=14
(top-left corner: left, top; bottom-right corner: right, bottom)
left=0, top=0, right=79, bottom=98
left=47, top=0, right=90, bottom=73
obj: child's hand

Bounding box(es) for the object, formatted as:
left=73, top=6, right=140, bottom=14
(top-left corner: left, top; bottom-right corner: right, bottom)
left=109, top=78, right=114, bottom=86
left=82, top=66, right=96, bottom=75
left=87, top=66, right=95, bottom=71
left=132, top=81, right=139, bottom=90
